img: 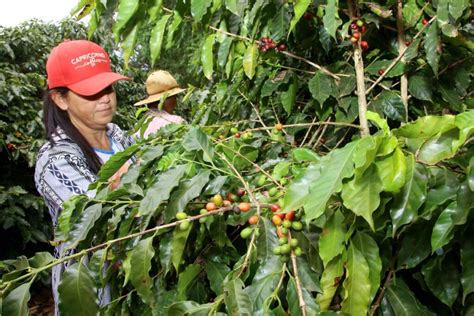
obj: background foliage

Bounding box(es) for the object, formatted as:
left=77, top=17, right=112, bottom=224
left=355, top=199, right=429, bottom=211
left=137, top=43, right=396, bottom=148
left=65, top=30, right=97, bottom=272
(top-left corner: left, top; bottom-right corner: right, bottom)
left=1, top=0, right=473, bottom=315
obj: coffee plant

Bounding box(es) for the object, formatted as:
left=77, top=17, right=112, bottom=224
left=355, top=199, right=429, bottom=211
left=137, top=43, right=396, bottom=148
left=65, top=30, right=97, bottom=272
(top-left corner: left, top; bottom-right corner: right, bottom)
left=1, top=0, right=473, bottom=315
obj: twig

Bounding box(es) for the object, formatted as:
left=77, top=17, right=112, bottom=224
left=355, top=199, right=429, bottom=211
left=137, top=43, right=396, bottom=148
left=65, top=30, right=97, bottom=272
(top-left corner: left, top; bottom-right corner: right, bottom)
left=289, top=232, right=307, bottom=316
left=281, top=51, right=340, bottom=80
left=237, top=90, right=272, bottom=136
left=396, top=0, right=408, bottom=121
left=312, top=119, right=330, bottom=150
left=2, top=206, right=233, bottom=287
left=347, top=0, right=369, bottom=137
left=366, top=16, right=437, bottom=95
left=369, top=269, right=394, bottom=316
left=438, top=56, right=474, bottom=76
left=300, top=116, right=319, bottom=147
left=213, top=141, right=284, bottom=190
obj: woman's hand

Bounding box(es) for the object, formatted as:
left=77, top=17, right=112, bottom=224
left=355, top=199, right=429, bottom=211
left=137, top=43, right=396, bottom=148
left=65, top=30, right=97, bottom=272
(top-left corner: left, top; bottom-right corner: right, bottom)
left=108, top=162, right=130, bottom=190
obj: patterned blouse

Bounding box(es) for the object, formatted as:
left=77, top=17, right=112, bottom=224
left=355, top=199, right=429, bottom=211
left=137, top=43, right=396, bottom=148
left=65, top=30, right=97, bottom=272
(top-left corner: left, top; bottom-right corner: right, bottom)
left=34, top=123, right=135, bottom=226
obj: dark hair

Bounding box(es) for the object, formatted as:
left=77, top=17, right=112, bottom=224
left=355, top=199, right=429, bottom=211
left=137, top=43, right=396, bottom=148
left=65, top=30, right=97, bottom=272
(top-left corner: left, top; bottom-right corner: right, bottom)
left=42, top=87, right=102, bottom=174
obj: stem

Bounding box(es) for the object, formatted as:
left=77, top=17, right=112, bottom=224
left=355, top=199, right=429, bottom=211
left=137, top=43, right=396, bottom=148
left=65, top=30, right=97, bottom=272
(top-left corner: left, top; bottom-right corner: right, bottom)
left=369, top=268, right=395, bottom=316
left=3, top=206, right=234, bottom=287
left=396, top=0, right=408, bottom=121
left=281, top=51, right=340, bottom=80
left=289, top=233, right=306, bottom=316
left=237, top=90, right=272, bottom=137
left=366, top=16, right=437, bottom=95
left=213, top=142, right=284, bottom=190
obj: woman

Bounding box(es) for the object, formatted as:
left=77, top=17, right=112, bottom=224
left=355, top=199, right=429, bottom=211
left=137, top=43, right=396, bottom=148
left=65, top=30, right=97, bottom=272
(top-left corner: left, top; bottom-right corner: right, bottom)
left=34, top=39, right=133, bottom=313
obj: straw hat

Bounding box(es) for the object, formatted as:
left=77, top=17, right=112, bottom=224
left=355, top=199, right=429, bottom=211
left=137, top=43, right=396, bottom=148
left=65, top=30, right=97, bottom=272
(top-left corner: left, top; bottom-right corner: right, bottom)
left=134, top=70, right=185, bottom=106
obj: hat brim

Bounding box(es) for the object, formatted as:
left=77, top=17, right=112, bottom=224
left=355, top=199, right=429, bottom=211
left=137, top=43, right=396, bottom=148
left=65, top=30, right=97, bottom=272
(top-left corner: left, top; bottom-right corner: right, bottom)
left=68, top=72, right=130, bottom=96
left=133, top=87, right=186, bottom=106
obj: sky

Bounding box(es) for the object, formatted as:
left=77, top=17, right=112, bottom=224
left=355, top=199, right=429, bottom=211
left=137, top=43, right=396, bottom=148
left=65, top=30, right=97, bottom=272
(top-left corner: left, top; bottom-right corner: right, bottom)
left=0, top=0, right=85, bottom=27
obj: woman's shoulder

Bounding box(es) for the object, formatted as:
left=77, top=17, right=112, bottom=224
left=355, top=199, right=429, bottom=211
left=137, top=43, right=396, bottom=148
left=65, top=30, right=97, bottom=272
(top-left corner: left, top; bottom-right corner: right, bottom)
left=36, top=139, right=86, bottom=169
left=107, top=123, right=135, bottom=147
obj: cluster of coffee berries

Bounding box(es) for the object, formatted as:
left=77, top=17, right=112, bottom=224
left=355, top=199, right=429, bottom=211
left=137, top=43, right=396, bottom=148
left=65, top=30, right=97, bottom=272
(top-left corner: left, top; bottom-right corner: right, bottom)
left=271, top=206, right=303, bottom=261
left=349, top=19, right=369, bottom=51
left=258, top=37, right=286, bottom=53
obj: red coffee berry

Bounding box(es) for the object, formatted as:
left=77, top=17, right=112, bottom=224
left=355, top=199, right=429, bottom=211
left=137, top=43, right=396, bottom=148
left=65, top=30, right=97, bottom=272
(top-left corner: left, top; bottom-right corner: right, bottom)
left=360, top=40, right=369, bottom=50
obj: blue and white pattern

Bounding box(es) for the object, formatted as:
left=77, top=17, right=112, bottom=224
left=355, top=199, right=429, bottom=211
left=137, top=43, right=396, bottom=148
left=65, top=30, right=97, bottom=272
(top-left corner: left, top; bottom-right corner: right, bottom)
left=35, top=123, right=135, bottom=315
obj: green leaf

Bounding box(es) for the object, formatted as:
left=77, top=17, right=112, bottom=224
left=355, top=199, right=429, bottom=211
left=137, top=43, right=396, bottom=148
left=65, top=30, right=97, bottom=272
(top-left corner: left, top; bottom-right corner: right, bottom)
left=417, top=128, right=460, bottom=164
left=291, top=148, right=320, bottom=163
left=468, top=157, right=474, bottom=191
left=289, top=0, right=311, bottom=35
left=256, top=217, right=279, bottom=261
left=323, top=0, right=342, bottom=39
left=65, top=204, right=102, bottom=250
left=183, top=128, right=214, bottom=163
left=191, top=0, right=212, bottom=21
left=218, top=37, right=233, bottom=69
left=166, top=11, right=183, bottom=49
left=424, top=22, right=440, bottom=75
left=147, top=0, right=163, bottom=22
left=341, top=165, right=382, bottom=230
left=376, top=147, right=407, bottom=193
left=129, top=237, right=156, bottom=305
left=431, top=202, right=457, bottom=251
left=287, top=276, right=320, bottom=316
left=58, top=195, right=88, bottom=240
left=390, top=156, right=427, bottom=235
left=397, top=221, right=432, bottom=270
left=300, top=141, right=358, bottom=222
left=408, top=75, right=433, bottom=102
left=461, top=231, right=474, bottom=302
left=2, top=283, right=31, bottom=316
left=246, top=258, right=281, bottom=311
left=385, top=279, right=435, bottom=315
left=243, top=43, right=258, bottom=79
left=201, top=34, right=215, bottom=80
left=224, top=278, right=252, bottom=316
left=280, top=75, right=297, bottom=115
left=138, top=164, right=187, bottom=217
left=371, top=90, right=406, bottom=122
left=97, top=144, right=140, bottom=182
left=366, top=59, right=406, bottom=78
left=172, top=221, right=193, bottom=272
left=112, top=0, right=139, bottom=41
left=367, top=111, right=390, bottom=136
left=120, top=19, right=141, bottom=69
left=283, top=164, right=320, bottom=212
left=58, top=262, right=99, bottom=316
left=352, top=232, right=382, bottom=302
left=319, top=210, right=346, bottom=267
left=177, top=264, right=202, bottom=300
left=317, top=256, right=344, bottom=310
left=421, top=255, right=460, bottom=307
left=403, top=0, right=421, bottom=28
left=28, top=252, right=55, bottom=268
left=207, top=259, right=231, bottom=295
left=295, top=256, right=322, bottom=293
left=394, top=115, right=456, bottom=141
left=308, top=71, right=334, bottom=106
left=341, top=243, right=371, bottom=316
left=150, top=14, right=171, bottom=66
left=166, top=170, right=211, bottom=222
left=352, top=136, right=380, bottom=174
left=437, top=0, right=458, bottom=37
left=449, top=0, right=469, bottom=19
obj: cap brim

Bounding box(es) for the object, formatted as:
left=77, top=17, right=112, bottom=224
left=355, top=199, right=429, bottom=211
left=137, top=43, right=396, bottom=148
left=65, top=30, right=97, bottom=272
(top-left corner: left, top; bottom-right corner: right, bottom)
left=68, top=72, right=130, bottom=96
left=133, top=87, right=186, bottom=106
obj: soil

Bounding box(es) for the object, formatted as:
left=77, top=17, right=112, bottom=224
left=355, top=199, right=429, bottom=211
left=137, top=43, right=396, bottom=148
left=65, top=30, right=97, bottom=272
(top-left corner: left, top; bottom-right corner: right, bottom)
left=28, top=286, right=54, bottom=316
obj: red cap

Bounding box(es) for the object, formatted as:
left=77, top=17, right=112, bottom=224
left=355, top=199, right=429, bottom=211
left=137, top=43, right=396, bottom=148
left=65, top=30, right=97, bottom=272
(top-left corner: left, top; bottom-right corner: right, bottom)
left=46, top=40, right=129, bottom=96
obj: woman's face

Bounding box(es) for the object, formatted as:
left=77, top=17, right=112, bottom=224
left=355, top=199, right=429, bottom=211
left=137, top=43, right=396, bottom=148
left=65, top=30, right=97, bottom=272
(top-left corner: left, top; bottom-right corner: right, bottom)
left=55, top=86, right=117, bottom=130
